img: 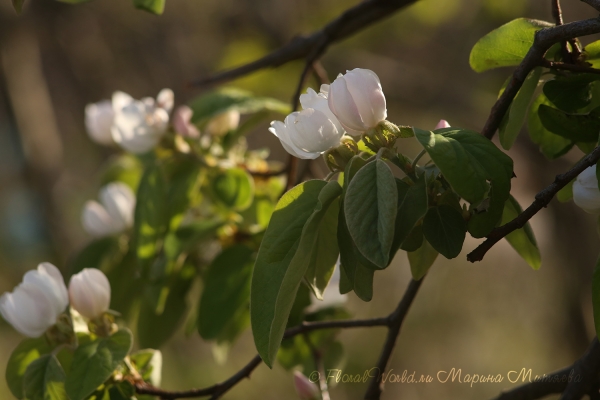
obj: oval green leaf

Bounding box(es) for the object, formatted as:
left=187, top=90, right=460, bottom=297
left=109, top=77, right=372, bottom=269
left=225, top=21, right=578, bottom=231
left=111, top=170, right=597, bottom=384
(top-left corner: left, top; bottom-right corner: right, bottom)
left=23, top=355, right=66, bottom=400
left=210, top=168, right=254, bottom=211
left=501, top=195, right=541, bottom=269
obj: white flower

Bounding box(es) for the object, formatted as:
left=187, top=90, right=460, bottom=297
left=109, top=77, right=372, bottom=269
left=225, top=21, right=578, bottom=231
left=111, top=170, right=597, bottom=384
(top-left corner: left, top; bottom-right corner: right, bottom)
left=69, top=268, right=111, bottom=320
left=0, top=263, right=68, bottom=337
left=328, top=68, right=387, bottom=135
left=82, top=182, right=136, bottom=237
left=85, top=100, right=115, bottom=145
left=293, top=371, right=319, bottom=400
left=156, top=88, right=174, bottom=114
left=111, top=90, right=170, bottom=154
left=173, top=105, right=200, bottom=138
left=206, top=110, right=240, bottom=136
left=435, top=119, right=451, bottom=129
left=306, top=262, right=347, bottom=313
left=573, top=166, right=600, bottom=214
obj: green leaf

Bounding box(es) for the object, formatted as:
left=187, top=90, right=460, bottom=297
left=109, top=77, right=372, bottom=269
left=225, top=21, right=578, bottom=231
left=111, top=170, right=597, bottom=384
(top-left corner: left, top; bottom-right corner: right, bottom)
left=198, top=245, right=254, bottom=340
left=134, top=163, right=168, bottom=266
left=12, top=0, right=24, bottom=13
left=543, top=74, right=600, bottom=113
left=23, top=355, right=66, bottom=400
left=407, top=239, right=438, bottom=280
left=65, top=329, right=133, bottom=400
left=250, top=180, right=342, bottom=368
left=414, top=128, right=513, bottom=237
left=584, top=40, right=600, bottom=68
left=100, top=155, right=143, bottom=191
left=389, top=177, right=428, bottom=260
left=210, top=168, right=254, bottom=211
left=133, top=0, right=165, bottom=14
left=189, top=88, right=290, bottom=125
left=502, top=196, right=541, bottom=269
left=469, top=18, right=553, bottom=72
left=344, top=159, right=398, bottom=269
left=593, top=254, right=600, bottom=341
left=528, top=93, right=574, bottom=159
left=538, top=105, right=600, bottom=143
left=337, top=203, right=375, bottom=301
left=422, top=205, right=466, bottom=259
left=6, top=337, right=53, bottom=399
left=303, top=195, right=340, bottom=299
left=499, top=67, right=542, bottom=150
left=163, top=220, right=223, bottom=260
left=67, top=237, right=121, bottom=278
left=130, top=349, right=162, bottom=386
left=165, top=158, right=202, bottom=230
left=138, top=263, right=195, bottom=348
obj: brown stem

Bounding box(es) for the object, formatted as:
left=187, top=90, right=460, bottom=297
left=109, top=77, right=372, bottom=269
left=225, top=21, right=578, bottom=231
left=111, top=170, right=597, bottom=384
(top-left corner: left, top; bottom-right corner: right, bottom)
left=542, top=59, right=600, bottom=74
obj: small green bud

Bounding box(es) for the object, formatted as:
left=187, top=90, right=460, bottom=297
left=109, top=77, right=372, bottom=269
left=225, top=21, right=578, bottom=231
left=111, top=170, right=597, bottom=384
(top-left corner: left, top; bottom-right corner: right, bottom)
left=324, top=136, right=359, bottom=172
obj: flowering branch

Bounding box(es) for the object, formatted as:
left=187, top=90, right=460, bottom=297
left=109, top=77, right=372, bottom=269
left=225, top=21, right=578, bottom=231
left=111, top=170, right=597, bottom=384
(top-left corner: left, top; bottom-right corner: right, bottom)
left=188, top=0, right=419, bottom=88
left=481, top=17, right=600, bottom=140
left=134, top=279, right=423, bottom=399
left=467, top=145, right=600, bottom=263
left=491, top=339, right=600, bottom=400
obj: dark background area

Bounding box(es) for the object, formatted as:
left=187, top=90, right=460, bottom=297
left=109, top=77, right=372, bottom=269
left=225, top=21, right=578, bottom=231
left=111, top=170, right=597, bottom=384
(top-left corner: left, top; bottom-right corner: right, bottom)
left=0, top=0, right=598, bottom=398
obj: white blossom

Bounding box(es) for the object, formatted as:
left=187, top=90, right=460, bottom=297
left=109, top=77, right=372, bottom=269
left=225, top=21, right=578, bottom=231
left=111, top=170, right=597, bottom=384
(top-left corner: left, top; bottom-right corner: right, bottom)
left=82, top=182, right=136, bottom=237
left=0, top=263, right=68, bottom=337
left=328, top=68, right=387, bottom=135
left=85, top=100, right=115, bottom=145
left=206, top=110, right=240, bottom=136
left=573, top=166, right=600, bottom=214
left=69, top=268, right=111, bottom=320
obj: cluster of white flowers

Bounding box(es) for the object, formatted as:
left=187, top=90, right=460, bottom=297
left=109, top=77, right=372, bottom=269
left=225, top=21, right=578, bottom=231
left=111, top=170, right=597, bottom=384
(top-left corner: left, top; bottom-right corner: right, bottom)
left=0, top=264, right=111, bottom=338
left=270, top=68, right=387, bottom=159
left=85, top=89, right=174, bottom=154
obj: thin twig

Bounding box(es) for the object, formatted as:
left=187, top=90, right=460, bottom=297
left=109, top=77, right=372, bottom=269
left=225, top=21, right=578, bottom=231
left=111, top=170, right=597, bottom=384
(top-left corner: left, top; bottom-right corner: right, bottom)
left=551, top=0, right=571, bottom=63
left=188, top=0, right=418, bottom=88
left=542, top=59, right=600, bottom=74
left=135, top=316, right=391, bottom=399
left=490, top=339, right=600, bottom=400
left=303, top=334, right=330, bottom=400
left=364, top=278, right=424, bottom=400
left=481, top=17, right=600, bottom=139
left=467, top=146, right=600, bottom=263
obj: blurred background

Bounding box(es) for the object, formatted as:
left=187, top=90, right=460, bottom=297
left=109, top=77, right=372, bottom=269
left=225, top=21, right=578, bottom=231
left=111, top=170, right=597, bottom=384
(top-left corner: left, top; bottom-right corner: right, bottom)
left=0, top=0, right=599, bottom=398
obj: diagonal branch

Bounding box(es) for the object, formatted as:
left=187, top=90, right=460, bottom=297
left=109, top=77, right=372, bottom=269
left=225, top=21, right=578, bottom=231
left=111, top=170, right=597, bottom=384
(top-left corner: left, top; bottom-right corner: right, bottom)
left=582, top=0, right=600, bottom=12
left=490, top=339, right=600, bottom=400
left=188, top=0, right=419, bottom=88
left=481, top=17, right=600, bottom=139
left=467, top=145, right=600, bottom=263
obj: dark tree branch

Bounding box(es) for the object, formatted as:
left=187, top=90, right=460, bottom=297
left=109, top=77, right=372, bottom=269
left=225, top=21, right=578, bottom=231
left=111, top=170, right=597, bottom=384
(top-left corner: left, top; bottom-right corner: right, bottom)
left=490, top=339, right=600, bottom=400
left=481, top=17, right=600, bottom=140
left=467, top=145, right=600, bottom=263
left=551, top=0, right=572, bottom=63
left=542, top=59, right=600, bottom=74
left=364, top=278, right=424, bottom=400
left=188, top=0, right=418, bottom=88
left=582, top=0, right=600, bottom=12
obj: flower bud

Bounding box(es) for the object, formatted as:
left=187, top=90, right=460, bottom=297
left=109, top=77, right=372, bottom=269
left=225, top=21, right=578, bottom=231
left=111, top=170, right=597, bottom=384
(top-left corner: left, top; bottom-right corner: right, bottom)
left=293, top=371, right=320, bottom=400
left=111, top=90, right=170, bottom=154
left=85, top=100, right=115, bottom=145
left=270, top=108, right=344, bottom=160
left=328, top=68, right=387, bottom=135
left=362, top=121, right=398, bottom=153
left=325, top=135, right=359, bottom=171
left=206, top=110, right=240, bottom=136
left=173, top=105, right=200, bottom=138
left=435, top=119, right=451, bottom=129
left=69, top=268, right=111, bottom=320
left=82, top=182, right=136, bottom=237
left=573, top=166, right=600, bottom=214
left=0, top=263, right=68, bottom=337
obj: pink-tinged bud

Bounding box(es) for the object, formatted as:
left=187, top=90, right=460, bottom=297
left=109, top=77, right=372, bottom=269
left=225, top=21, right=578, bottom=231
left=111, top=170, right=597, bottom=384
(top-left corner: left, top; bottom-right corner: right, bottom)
left=328, top=68, right=387, bottom=135
left=0, top=263, right=68, bottom=337
left=434, top=120, right=450, bottom=129
left=293, top=371, right=319, bottom=400
left=173, top=105, right=200, bottom=138
left=573, top=166, right=600, bottom=214
left=68, top=268, right=111, bottom=320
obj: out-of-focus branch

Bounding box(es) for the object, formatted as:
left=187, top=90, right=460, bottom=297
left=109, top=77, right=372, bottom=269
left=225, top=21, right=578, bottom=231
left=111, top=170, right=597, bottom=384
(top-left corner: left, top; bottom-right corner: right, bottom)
left=582, top=0, right=600, bottom=12
left=189, top=0, right=419, bottom=88
left=364, top=278, right=424, bottom=399
left=481, top=17, right=600, bottom=139
left=490, top=339, right=600, bottom=400
left=467, top=145, right=600, bottom=263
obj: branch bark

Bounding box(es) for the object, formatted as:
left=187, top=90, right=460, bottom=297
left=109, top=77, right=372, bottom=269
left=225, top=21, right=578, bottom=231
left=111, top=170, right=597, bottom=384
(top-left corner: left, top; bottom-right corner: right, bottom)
left=481, top=17, right=600, bottom=139
left=582, top=0, right=600, bottom=12
left=188, top=0, right=418, bottom=88
left=467, top=145, right=600, bottom=263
